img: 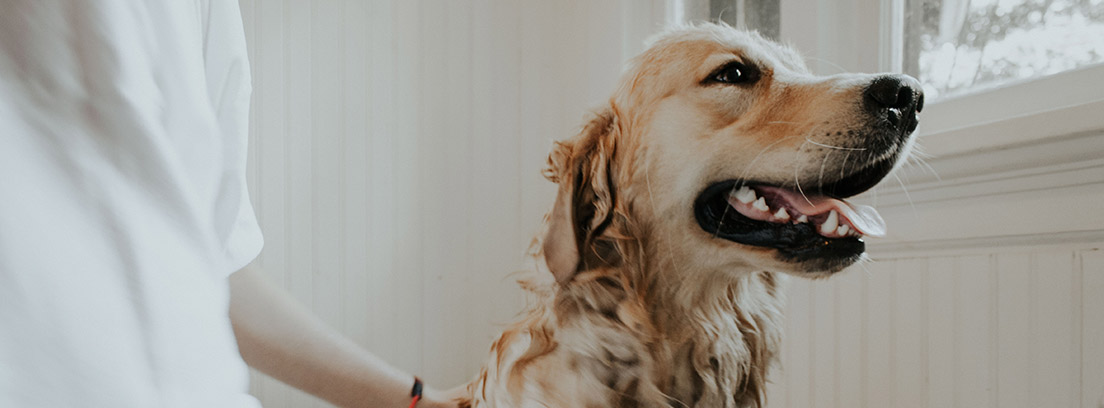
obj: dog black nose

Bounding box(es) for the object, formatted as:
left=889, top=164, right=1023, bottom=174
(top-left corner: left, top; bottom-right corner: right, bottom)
left=864, top=74, right=924, bottom=130
left=865, top=75, right=922, bottom=110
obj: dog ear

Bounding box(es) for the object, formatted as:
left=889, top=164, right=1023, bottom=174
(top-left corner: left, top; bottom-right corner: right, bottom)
left=542, top=109, right=619, bottom=284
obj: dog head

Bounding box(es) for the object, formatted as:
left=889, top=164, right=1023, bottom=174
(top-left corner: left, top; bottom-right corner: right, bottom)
left=542, top=24, right=923, bottom=284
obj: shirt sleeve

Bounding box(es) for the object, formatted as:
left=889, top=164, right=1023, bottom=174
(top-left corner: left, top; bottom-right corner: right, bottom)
left=200, top=0, right=264, bottom=275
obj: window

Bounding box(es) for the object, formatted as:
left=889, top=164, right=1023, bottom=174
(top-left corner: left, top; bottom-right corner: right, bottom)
left=672, top=0, right=781, bottom=39
left=904, top=0, right=1104, bottom=100
left=653, top=0, right=1104, bottom=161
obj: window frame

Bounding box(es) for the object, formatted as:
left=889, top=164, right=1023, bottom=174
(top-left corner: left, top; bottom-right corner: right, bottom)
left=639, top=0, right=1104, bottom=157
left=867, top=0, right=1104, bottom=157
left=883, top=0, right=1104, bottom=157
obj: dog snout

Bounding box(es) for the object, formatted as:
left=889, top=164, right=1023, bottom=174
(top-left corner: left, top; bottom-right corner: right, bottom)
left=863, top=74, right=923, bottom=132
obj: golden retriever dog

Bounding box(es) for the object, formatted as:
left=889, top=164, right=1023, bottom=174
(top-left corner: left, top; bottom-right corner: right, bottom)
left=460, top=23, right=923, bottom=408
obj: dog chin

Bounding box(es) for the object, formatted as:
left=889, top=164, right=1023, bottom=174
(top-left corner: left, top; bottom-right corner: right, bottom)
left=782, top=253, right=863, bottom=277
left=724, top=245, right=862, bottom=278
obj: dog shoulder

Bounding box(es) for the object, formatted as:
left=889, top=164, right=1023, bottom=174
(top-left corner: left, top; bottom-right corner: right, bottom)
left=468, top=270, right=670, bottom=408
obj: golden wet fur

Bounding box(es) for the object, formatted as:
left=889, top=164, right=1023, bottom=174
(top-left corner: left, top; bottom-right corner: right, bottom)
left=459, top=23, right=919, bottom=408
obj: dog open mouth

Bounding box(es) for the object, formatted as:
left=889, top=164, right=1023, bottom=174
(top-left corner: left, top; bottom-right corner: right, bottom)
left=694, top=156, right=898, bottom=263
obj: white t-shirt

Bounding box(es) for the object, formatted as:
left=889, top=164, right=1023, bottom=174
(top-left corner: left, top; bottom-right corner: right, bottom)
left=0, top=1, right=264, bottom=407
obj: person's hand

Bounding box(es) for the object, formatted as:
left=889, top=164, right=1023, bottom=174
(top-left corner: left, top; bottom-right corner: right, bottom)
left=420, top=384, right=470, bottom=408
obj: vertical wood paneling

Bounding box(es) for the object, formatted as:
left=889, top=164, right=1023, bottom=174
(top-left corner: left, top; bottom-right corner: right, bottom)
left=420, top=0, right=475, bottom=386
left=785, top=278, right=813, bottom=408
left=253, top=0, right=287, bottom=284
left=255, top=0, right=292, bottom=403
left=468, top=0, right=527, bottom=370
left=363, top=0, right=397, bottom=359
left=766, top=342, right=788, bottom=408
left=996, top=252, right=1033, bottom=408
left=309, top=0, right=344, bottom=340
left=518, top=0, right=569, bottom=238
left=286, top=1, right=323, bottom=405
left=387, top=0, right=424, bottom=376
left=1083, top=249, right=1104, bottom=408
left=811, top=274, right=836, bottom=408
left=1032, top=251, right=1077, bottom=407
left=238, top=1, right=649, bottom=406
left=926, top=256, right=957, bottom=408
left=835, top=269, right=864, bottom=408
left=954, top=255, right=992, bottom=408
left=340, top=0, right=370, bottom=348
left=776, top=245, right=1103, bottom=408
left=895, top=258, right=927, bottom=407
left=283, top=0, right=312, bottom=300
left=865, top=261, right=895, bottom=408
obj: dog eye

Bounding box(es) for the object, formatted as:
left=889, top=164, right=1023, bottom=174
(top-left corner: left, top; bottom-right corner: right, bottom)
left=706, top=62, right=759, bottom=85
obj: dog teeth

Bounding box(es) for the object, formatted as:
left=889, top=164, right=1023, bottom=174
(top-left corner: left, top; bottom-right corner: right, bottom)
left=837, top=224, right=849, bottom=235
left=773, top=208, right=790, bottom=220
left=796, top=214, right=808, bottom=223
left=820, top=210, right=839, bottom=234
left=752, top=197, right=769, bottom=212
left=731, top=186, right=756, bottom=204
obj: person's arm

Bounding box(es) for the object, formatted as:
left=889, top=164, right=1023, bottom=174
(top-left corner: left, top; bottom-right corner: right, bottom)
left=228, top=265, right=464, bottom=408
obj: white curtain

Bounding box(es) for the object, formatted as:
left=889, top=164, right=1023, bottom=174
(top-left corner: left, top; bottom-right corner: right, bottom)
left=937, top=0, right=972, bottom=43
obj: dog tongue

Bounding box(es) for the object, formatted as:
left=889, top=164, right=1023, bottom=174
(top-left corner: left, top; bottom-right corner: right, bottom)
left=837, top=203, right=887, bottom=237
left=757, top=186, right=887, bottom=237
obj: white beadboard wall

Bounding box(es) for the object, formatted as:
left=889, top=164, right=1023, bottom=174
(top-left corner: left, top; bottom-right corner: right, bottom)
left=763, top=128, right=1104, bottom=407
left=767, top=247, right=1104, bottom=408
left=235, top=1, right=665, bottom=406
left=236, top=1, right=1104, bottom=407
left=758, top=60, right=1104, bottom=407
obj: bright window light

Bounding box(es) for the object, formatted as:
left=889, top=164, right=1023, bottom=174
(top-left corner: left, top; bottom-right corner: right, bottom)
left=905, top=0, right=1104, bottom=99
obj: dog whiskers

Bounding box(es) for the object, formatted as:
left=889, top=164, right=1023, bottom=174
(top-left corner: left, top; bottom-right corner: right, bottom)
left=793, top=140, right=814, bottom=206
left=733, top=135, right=803, bottom=190
left=906, top=154, right=941, bottom=181
left=644, top=164, right=688, bottom=279
left=803, top=55, right=849, bottom=74
left=838, top=151, right=852, bottom=183
left=918, top=159, right=941, bottom=181
left=713, top=201, right=732, bottom=240
left=805, top=136, right=866, bottom=151
left=817, top=149, right=832, bottom=193
left=893, top=173, right=919, bottom=221
left=714, top=6, right=734, bottom=28
left=668, top=395, right=691, bottom=408
left=854, top=253, right=874, bottom=276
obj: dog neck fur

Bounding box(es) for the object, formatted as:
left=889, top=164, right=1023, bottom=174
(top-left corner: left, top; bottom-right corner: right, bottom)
left=646, top=253, right=786, bottom=408
left=462, top=214, right=786, bottom=408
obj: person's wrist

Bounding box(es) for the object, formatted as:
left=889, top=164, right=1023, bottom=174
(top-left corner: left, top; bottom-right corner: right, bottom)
left=416, top=387, right=443, bottom=408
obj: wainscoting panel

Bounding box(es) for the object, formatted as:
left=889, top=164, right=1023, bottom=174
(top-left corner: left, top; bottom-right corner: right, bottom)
left=769, top=247, right=1103, bottom=408
left=763, top=62, right=1104, bottom=406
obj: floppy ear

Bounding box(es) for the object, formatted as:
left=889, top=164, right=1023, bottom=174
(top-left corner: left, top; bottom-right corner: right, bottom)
left=542, top=109, right=620, bottom=284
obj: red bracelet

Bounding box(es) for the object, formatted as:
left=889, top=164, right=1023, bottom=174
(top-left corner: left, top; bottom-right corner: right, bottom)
left=409, top=376, right=423, bottom=408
